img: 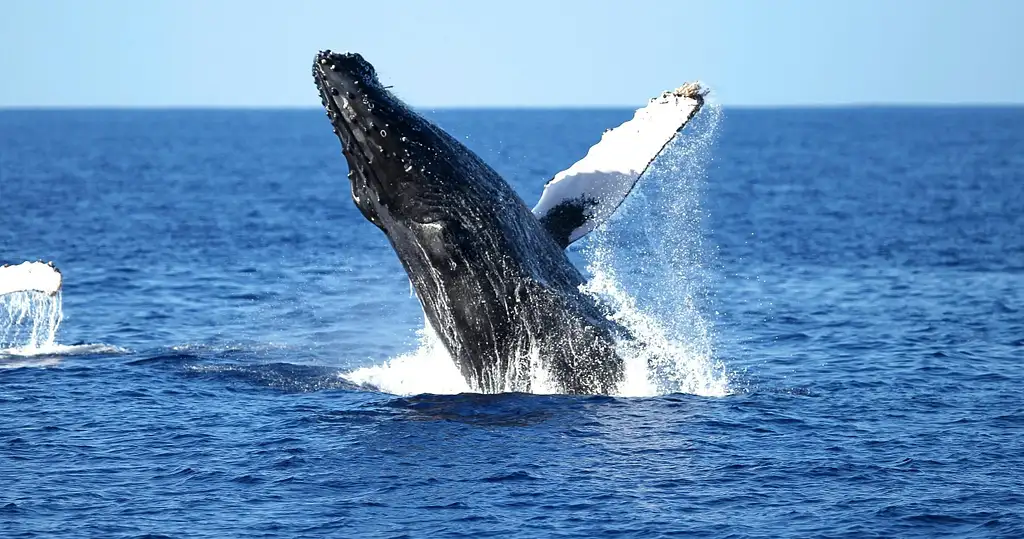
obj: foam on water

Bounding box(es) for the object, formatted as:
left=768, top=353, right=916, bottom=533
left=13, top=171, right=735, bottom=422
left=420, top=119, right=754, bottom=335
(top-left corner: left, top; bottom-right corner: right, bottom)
left=345, top=319, right=471, bottom=395
left=0, top=344, right=127, bottom=369
left=345, top=102, right=729, bottom=397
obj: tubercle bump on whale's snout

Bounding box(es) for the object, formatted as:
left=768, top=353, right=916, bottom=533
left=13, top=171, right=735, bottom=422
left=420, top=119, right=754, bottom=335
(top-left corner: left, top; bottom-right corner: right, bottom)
left=312, top=50, right=385, bottom=130
left=312, top=50, right=378, bottom=89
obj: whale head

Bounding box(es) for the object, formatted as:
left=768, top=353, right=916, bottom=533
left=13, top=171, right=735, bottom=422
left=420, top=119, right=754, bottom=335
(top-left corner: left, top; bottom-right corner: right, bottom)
left=312, top=50, right=507, bottom=230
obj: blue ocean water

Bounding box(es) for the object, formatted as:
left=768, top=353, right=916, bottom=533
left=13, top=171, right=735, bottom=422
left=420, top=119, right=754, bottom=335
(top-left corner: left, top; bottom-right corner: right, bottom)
left=1, top=106, right=1022, bottom=537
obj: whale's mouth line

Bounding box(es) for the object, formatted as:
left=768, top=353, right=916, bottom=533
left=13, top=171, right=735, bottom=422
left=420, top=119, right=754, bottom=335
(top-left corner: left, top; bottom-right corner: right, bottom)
left=313, top=67, right=354, bottom=150
left=313, top=63, right=379, bottom=187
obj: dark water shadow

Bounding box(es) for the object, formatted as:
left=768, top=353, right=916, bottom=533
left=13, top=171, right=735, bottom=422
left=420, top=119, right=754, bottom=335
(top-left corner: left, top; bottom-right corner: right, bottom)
left=180, top=361, right=363, bottom=393
left=126, top=346, right=365, bottom=393
left=376, top=392, right=621, bottom=427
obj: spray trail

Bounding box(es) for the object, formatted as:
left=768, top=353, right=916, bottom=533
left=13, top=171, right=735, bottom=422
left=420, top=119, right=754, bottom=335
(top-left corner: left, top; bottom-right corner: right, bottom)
left=1, top=291, right=64, bottom=354
left=580, top=102, right=729, bottom=397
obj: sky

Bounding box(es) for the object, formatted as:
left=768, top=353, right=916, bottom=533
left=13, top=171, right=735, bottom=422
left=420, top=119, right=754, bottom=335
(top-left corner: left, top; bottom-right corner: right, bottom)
left=1, top=0, right=1022, bottom=108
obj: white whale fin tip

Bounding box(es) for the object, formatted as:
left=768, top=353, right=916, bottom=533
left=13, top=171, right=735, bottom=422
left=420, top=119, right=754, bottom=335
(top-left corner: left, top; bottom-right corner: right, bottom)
left=0, top=261, right=64, bottom=297
left=674, top=81, right=708, bottom=100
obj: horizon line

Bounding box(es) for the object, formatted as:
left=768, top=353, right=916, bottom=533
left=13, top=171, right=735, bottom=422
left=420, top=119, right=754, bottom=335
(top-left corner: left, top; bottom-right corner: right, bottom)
left=2, top=102, right=1024, bottom=112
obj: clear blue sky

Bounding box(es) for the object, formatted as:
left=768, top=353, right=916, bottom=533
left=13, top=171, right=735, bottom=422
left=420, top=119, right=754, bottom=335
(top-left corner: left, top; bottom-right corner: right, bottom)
left=2, top=0, right=1021, bottom=107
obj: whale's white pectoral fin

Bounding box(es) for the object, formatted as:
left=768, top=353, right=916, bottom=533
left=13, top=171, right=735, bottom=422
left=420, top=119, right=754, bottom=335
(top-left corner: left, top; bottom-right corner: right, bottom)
left=0, top=261, right=63, bottom=297
left=532, top=82, right=707, bottom=248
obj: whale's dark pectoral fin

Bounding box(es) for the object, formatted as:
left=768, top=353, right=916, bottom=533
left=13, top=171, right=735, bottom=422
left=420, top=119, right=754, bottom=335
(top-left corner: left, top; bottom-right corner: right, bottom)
left=537, top=195, right=600, bottom=249
left=532, top=82, right=706, bottom=249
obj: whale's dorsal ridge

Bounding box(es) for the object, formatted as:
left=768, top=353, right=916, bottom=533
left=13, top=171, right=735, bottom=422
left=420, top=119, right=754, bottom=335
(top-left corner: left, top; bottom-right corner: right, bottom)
left=533, top=83, right=706, bottom=248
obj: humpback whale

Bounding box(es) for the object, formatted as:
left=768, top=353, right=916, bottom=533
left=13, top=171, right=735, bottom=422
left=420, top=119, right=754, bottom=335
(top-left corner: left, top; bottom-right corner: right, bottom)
left=313, top=51, right=704, bottom=394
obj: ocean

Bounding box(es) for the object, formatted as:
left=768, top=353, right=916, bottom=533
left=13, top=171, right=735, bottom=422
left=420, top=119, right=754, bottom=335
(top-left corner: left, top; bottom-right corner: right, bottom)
left=1, top=106, right=1022, bottom=537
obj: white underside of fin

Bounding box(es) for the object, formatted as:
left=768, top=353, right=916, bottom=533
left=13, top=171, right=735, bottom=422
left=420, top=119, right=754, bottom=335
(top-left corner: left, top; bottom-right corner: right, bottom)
left=532, top=83, right=706, bottom=245
left=0, top=261, right=63, bottom=297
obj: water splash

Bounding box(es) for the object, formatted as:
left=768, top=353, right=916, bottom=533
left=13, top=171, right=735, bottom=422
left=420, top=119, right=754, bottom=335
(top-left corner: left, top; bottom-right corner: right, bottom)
left=0, top=291, right=64, bottom=354
left=345, top=102, right=730, bottom=397
left=346, top=319, right=471, bottom=395
left=580, top=102, right=730, bottom=397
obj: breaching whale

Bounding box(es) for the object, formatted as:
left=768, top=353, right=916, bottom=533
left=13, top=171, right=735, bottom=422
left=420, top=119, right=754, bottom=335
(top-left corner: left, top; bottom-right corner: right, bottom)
left=313, top=51, right=705, bottom=394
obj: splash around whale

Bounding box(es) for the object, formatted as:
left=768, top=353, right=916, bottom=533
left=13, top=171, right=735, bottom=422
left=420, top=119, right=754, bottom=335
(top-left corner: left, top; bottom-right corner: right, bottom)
left=313, top=51, right=706, bottom=395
